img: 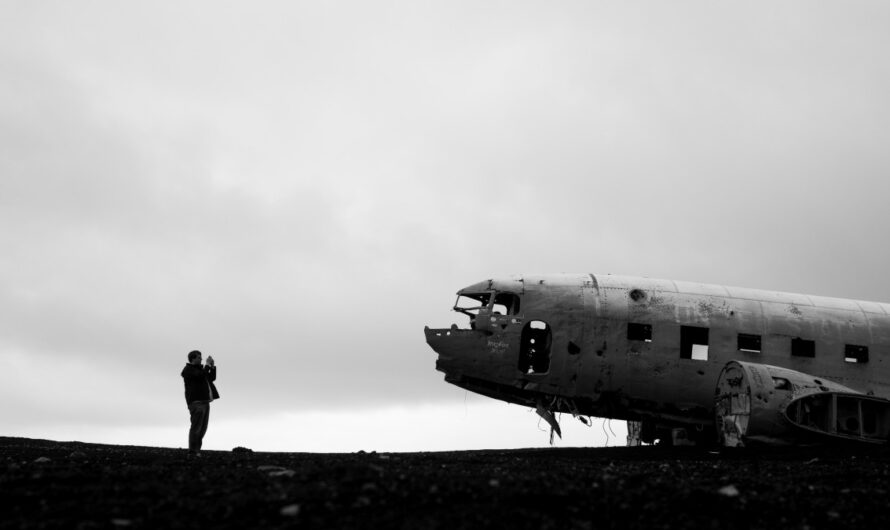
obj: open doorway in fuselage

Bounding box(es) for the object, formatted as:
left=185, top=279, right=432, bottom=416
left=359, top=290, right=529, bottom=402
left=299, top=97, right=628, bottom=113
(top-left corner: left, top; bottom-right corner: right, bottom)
left=518, top=320, right=552, bottom=374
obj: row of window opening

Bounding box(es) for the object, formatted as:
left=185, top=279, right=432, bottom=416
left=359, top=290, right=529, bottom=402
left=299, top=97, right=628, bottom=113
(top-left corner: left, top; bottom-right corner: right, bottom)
left=626, top=323, right=869, bottom=363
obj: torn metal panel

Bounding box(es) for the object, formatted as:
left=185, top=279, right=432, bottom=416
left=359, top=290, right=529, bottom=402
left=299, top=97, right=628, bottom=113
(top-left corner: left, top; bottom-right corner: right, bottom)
left=535, top=399, right=562, bottom=444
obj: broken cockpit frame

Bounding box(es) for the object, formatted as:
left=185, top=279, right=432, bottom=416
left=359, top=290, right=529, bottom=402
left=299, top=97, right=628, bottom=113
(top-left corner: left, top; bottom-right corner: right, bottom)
left=453, top=290, right=521, bottom=331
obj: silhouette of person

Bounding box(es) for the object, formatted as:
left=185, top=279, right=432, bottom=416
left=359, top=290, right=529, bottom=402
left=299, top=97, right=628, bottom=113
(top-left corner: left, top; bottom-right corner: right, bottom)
left=181, top=350, right=220, bottom=457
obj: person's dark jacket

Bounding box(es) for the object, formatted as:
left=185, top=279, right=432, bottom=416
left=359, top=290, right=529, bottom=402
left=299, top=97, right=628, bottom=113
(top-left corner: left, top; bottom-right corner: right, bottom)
left=181, top=364, right=220, bottom=404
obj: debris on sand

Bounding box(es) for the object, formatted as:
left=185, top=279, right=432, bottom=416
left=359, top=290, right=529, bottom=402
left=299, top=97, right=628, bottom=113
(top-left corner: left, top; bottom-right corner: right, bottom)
left=718, top=485, right=740, bottom=498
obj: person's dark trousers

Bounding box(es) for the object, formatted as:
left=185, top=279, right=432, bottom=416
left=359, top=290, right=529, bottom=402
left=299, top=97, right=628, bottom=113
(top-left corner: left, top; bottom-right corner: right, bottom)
left=188, top=401, right=210, bottom=453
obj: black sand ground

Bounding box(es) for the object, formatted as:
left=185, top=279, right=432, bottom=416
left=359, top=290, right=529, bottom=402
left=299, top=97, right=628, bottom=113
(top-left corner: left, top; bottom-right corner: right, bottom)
left=2, top=436, right=890, bottom=529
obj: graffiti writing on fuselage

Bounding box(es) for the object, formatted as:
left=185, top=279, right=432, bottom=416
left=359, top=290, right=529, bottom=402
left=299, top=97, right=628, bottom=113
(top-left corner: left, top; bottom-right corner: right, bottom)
left=487, top=340, right=510, bottom=355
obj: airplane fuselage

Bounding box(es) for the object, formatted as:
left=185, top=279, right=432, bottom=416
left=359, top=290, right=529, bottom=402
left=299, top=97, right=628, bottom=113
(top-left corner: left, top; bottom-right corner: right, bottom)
left=425, top=274, right=890, bottom=442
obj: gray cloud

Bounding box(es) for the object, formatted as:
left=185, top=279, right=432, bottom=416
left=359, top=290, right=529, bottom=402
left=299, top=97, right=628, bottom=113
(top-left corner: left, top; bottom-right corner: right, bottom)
left=3, top=1, right=890, bottom=444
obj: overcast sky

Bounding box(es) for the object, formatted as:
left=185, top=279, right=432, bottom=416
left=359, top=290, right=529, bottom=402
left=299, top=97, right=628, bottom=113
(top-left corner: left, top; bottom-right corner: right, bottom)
left=2, top=1, right=889, bottom=452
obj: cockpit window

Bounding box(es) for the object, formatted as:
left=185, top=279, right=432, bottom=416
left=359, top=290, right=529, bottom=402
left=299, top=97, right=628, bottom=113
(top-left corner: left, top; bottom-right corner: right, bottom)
left=454, top=291, right=521, bottom=324
left=454, top=292, right=491, bottom=318
left=492, top=292, right=520, bottom=316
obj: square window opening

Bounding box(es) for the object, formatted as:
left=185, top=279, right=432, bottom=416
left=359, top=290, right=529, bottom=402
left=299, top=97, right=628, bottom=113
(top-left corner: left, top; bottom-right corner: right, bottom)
left=492, top=292, right=521, bottom=316
left=791, top=338, right=815, bottom=358
left=680, top=326, right=709, bottom=361
left=845, top=344, right=869, bottom=364
left=627, top=323, right=652, bottom=342
left=737, top=333, right=761, bottom=353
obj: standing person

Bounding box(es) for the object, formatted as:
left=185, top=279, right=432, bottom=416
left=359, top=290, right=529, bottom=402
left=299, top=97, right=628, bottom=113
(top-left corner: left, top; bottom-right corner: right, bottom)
left=181, top=350, right=220, bottom=457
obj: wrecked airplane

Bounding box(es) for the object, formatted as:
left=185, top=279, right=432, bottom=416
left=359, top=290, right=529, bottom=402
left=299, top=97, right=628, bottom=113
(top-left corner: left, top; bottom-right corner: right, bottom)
left=424, top=274, right=890, bottom=447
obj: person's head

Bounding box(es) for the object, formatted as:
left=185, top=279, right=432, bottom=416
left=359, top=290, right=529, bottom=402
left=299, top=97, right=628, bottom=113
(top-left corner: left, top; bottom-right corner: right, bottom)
left=188, top=350, right=202, bottom=365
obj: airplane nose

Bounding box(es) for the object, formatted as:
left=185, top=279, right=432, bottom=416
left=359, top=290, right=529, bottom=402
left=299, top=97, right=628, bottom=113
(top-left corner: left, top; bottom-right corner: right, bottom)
left=424, top=325, right=458, bottom=361
left=424, top=325, right=487, bottom=372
